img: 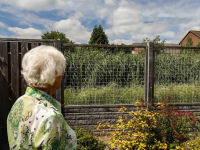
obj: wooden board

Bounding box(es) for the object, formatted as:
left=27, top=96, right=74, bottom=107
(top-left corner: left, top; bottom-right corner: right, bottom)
left=31, top=42, right=39, bottom=49
left=21, top=42, right=29, bottom=95
left=10, top=42, right=19, bottom=103
left=0, top=42, right=10, bottom=143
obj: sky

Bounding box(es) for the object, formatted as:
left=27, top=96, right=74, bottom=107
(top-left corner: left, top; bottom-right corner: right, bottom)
left=0, top=0, right=200, bottom=44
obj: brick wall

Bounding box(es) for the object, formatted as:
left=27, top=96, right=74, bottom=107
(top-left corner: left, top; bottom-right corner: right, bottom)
left=181, top=32, right=200, bottom=46
left=63, top=104, right=200, bottom=134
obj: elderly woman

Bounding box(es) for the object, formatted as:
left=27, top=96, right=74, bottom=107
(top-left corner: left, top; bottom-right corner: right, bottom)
left=7, top=45, right=77, bottom=150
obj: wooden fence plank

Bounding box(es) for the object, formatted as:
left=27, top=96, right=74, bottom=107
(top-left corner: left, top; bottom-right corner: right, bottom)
left=48, top=43, right=53, bottom=46
left=21, top=42, right=29, bottom=95
left=53, top=41, right=63, bottom=111
left=31, top=42, right=39, bottom=49
left=0, top=42, right=10, bottom=144
left=63, top=43, right=147, bottom=48
left=41, top=42, right=49, bottom=45
left=147, top=42, right=154, bottom=108
left=10, top=42, right=19, bottom=103
left=0, top=38, right=57, bottom=42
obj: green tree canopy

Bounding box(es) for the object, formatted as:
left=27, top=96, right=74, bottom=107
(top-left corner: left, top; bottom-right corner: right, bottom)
left=196, top=41, right=200, bottom=47
left=186, top=36, right=193, bottom=47
left=89, top=24, right=109, bottom=44
left=142, top=35, right=166, bottom=54
left=41, top=30, right=74, bottom=44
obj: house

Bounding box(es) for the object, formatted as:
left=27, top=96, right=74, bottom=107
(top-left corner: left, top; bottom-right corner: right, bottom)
left=179, top=30, right=200, bottom=46
left=164, top=43, right=180, bottom=54
left=131, top=43, right=145, bottom=54
left=131, top=43, right=179, bottom=54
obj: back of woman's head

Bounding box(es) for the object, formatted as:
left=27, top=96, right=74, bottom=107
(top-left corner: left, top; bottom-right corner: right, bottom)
left=21, top=45, right=66, bottom=88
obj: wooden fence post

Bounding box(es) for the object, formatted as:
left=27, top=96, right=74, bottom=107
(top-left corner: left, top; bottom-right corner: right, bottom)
left=0, top=42, right=10, bottom=144
left=146, top=42, right=154, bottom=108
left=54, top=40, right=64, bottom=114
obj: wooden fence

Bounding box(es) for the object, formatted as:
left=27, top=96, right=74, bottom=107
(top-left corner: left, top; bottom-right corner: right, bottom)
left=0, top=39, right=64, bottom=145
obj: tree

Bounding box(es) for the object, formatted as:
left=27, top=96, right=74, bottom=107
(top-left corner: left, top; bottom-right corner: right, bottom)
left=109, top=43, right=131, bottom=54
left=41, top=30, right=74, bottom=44
left=180, top=37, right=200, bottom=54
left=142, top=35, right=166, bottom=54
left=196, top=41, right=200, bottom=47
left=89, top=24, right=109, bottom=44
left=186, top=36, right=193, bottom=47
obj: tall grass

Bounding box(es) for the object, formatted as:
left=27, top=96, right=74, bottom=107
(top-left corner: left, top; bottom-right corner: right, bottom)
left=64, top=83, right=200, bottom=105
left=63, top=48, right=200, bottom=105
left=64, top=48, right=200, bottom=89
left=64, top=48, right=145, bottom=89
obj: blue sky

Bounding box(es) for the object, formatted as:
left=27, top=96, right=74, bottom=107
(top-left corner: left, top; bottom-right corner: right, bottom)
left=0, top=0, right=200, bottom=44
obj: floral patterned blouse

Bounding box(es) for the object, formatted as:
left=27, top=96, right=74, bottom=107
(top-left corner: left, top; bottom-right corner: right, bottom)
left=7, top=87, right=77, bottom=150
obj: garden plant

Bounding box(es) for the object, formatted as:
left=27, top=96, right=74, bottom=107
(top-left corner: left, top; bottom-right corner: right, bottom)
left=75, top=127, right=107, bottom=150
left=64, top=48, right=200, bottom=105
left=97, top=94, right=199, bottom=150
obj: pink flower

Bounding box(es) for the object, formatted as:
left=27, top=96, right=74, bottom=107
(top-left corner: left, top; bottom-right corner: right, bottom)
left=174, top=134, right=178, bottom=138
left=181, top=135, right=184, bottom=139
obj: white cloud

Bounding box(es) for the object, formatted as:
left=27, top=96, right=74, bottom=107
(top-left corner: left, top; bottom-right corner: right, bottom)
left=158, top=31, right=175, bottom=39
left=0, top=22, right=6, bottom=28
left=191, top=26, right=200, bottom=31
left=8, top=27, right=42, bottom=39
left=19, top=21, right=32, bottom=27
left=165, top=39, right=180, bottom=44
left=104, top=0, right=116, bottom=5
left=3, top=0, right=68, bottom=11
left=109, top=39, right=134, bottom=45
left=131, top=33, right=155, bottom=41
left=96, top=8, right=109, bottom=19
left=53, top=15, right=91, bottom=42
left=107, top=6, right=142, bottom=27
left=0, top=35, right=6, bottom=38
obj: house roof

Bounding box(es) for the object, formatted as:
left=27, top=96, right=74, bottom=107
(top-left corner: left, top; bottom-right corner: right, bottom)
left=131, top=43, right=179, bottom=46
left=179, top=30, right=200, bottom=45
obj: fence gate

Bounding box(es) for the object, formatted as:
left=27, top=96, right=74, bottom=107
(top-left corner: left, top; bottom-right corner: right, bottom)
left=0, top=38, right=64, bottom=145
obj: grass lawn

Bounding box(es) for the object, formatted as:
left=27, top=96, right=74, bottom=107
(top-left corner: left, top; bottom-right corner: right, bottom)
left=64, top=83, right=200, bottom=105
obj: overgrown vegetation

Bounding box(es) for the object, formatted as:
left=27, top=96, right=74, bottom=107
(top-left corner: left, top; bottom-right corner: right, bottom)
left=75, top=127, right=107, bottom=150
left=142, top=35, right=166, bottom=54
left=64, top=83, right=200, bottom=105
left=97, top=97, right=200, bottom=149
left=64, top=49, right=145, bottom=89
left=64, top=48, right=200, bottom=87
left=63, top=48, right=200, bottom=105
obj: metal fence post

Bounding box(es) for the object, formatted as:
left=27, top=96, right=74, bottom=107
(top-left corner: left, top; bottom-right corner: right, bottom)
left=54, top=40, right=64, bottom=114
left=146, top=42, right=154, bottom=108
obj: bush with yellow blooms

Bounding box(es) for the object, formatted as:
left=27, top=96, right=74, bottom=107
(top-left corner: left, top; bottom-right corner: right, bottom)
left=97, top=96, right=199, bottom=150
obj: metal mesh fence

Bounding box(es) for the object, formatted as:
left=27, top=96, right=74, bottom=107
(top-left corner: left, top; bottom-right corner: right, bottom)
left=63, top=45, right=146, bottom=105
left=154, top=46, right=200, bottom=103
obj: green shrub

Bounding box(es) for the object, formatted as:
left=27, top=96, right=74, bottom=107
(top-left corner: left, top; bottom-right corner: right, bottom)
left=97, top=97, right=200, bottom=149
left=75, top=127, right=107, bottom=150
left=154, top=95, right=199, bottom=149
left=181, top=136, right=200, bottom=149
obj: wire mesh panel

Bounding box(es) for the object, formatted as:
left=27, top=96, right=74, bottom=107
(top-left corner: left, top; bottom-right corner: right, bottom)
left=154, top=46, right=200, bottom=103
left=63, top=45, right=146, bottom=105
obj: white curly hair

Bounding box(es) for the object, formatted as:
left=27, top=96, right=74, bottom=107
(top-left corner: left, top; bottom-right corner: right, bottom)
left=21, top=45, right=66, bottom=88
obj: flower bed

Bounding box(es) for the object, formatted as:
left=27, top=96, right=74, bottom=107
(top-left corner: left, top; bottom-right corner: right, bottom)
left=97, top=94, right=200, bottom=150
